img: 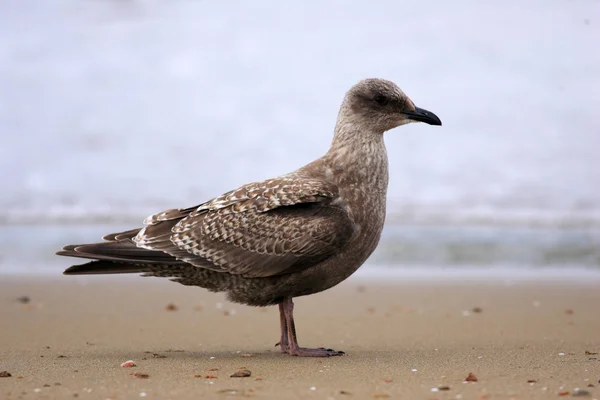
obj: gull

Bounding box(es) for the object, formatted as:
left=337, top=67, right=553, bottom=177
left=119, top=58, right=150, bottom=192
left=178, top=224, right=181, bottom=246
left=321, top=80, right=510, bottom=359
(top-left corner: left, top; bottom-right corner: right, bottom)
left=58, top=78, right=441, bottom=357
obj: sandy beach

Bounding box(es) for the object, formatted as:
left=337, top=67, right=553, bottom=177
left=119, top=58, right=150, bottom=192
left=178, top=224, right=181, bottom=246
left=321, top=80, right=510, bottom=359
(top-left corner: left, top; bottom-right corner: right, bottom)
left=1, top=276, right=598, bottom=400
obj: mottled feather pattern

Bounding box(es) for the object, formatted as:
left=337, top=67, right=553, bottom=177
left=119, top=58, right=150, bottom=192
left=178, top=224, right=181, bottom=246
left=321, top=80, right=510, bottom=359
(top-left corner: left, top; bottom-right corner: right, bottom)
left=131, top=177, right=354, bottom=278
left=170, top=205, right=354, bottom=277
left=142, top=206, right=197, bottom=225
left=192, top=178, right=338, bottom=214
left=136, top=177, right=336, bottom=244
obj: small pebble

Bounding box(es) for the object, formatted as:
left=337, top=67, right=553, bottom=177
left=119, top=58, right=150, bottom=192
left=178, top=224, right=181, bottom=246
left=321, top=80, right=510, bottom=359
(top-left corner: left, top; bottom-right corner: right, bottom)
left=464, top=372, right=478, bottom=382
left=121, top=360, right=136, bottom=368
left=230, top=369, right=251, bottom=378
left=0, top=371, right=12, bottom=378
left=572, top=389, right=591, bottom=397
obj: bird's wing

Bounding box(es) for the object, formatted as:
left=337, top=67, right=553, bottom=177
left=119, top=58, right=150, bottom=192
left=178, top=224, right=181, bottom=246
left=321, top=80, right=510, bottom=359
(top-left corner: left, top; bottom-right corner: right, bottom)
left=134, top=177, right=356, bottom=278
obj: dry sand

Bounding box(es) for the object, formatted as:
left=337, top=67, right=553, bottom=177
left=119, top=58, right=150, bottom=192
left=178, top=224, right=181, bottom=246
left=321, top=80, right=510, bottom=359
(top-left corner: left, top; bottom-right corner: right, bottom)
left=1, top=275, right=599, bottom=400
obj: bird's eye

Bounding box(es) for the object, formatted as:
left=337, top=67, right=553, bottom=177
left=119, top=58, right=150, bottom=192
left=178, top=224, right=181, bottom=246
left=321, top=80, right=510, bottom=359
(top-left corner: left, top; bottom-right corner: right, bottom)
left=374, top=95, right=389, bottom=106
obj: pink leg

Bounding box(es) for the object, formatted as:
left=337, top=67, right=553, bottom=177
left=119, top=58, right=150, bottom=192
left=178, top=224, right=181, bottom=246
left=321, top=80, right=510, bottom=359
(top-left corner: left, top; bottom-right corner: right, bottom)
left=277, top=302, right=290, bottom=353
left=279, top=297, right=344, bottom=357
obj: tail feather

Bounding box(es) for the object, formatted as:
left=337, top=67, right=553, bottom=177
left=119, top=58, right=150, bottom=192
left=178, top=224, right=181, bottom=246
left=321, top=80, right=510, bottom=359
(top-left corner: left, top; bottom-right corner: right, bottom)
left=57, top=242, right=179, bottom=264
left=63, top=260, right=149, bottom=275
left=76, top=242, right=173, bottom=260
left=102, top=228, right=141, bottom=241
left=57, top=227, right=182, bottom=275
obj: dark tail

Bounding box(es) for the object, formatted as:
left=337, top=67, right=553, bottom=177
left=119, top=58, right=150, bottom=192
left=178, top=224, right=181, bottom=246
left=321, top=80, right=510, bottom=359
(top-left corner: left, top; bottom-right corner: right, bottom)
left=63, top=260, right=149, bottom=275
left=57, top=228, right=182, bottom=275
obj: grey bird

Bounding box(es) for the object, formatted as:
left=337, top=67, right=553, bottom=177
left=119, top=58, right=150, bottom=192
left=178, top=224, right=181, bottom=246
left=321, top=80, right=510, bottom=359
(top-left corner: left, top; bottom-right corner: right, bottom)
left=57, top=78, right=441, bottom=357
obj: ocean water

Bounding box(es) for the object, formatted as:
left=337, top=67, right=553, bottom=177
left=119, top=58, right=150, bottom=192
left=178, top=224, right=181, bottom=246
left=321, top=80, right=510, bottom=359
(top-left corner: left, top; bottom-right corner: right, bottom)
left=1, top=0, right=599, bottom=274
left=2, top=224, right=599, bottom=276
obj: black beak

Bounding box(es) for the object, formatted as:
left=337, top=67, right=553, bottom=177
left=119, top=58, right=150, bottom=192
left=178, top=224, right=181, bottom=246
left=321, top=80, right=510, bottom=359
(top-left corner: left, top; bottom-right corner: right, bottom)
left=403, top=107, right=442, bottom=126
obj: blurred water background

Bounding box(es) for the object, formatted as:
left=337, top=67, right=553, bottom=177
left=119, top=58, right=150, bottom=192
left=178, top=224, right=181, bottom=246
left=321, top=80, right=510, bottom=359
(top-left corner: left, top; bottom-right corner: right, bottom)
left=1, top=0, right=599, bottom=275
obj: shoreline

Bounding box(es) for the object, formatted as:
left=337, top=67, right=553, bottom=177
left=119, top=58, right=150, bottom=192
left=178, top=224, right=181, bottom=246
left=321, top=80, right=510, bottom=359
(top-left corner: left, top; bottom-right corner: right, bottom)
left=3, top=265, right=600, bottom=283
left=4, top=223, right=600, bottom=276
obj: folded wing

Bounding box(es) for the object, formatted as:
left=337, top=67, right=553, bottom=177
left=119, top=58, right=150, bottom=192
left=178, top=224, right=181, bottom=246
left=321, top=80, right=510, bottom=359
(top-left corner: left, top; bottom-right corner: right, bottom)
left=130, top=177, right=355, bottom=278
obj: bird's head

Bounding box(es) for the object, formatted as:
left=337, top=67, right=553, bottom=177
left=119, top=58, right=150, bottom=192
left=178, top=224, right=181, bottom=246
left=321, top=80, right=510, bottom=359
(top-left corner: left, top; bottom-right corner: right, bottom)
left=340, top=78, right=442, bottom=133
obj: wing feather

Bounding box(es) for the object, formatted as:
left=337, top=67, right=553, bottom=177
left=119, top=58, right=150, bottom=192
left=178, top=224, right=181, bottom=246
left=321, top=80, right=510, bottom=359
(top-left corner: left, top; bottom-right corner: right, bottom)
left=135, top=177, right=355, bottom=278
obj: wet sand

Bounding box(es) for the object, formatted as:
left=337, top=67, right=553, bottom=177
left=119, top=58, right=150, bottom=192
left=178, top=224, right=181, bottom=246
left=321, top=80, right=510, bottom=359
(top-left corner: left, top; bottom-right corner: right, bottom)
left=1, top=276, right=599, bottom=399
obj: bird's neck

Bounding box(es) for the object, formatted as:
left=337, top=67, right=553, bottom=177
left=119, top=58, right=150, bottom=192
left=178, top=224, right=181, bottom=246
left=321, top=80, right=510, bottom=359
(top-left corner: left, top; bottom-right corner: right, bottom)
left=321, top=121, right=389, bottom=207
left=293, top=118, right=389, bottom=250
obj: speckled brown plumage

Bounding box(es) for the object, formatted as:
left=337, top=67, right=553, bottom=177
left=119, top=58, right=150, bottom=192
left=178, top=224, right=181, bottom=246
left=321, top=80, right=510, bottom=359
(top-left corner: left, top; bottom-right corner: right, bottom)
left=57, top=78, right=441, bottom=356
